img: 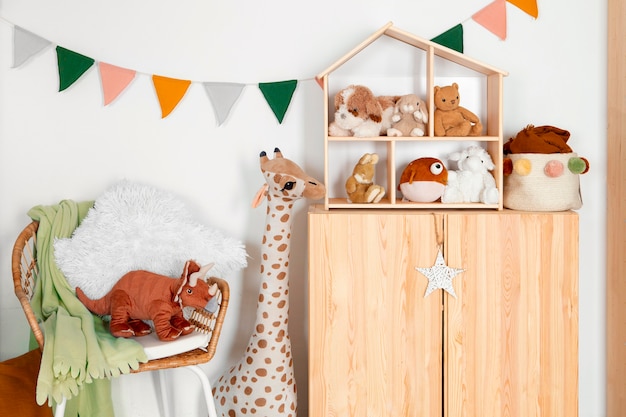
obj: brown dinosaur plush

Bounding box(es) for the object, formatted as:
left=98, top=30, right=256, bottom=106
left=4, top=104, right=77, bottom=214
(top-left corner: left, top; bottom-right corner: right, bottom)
left=433, top=83, right=482, bottom=137
left=504, top=124, right=573, bottom=154
left=76, top=260, right=217, bottom=341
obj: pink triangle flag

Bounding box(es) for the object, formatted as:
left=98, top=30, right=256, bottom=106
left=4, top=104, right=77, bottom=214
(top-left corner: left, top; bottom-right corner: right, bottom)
left=472, top=0, right=507, bottom=40
left=99, top=62, right=136, bottom=106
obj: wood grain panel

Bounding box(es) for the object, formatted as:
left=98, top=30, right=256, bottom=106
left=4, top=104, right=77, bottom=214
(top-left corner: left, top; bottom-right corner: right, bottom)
left=607, top=0, right=626, bottom=414
left=308, top=209, right=443, bottom=417
left=445, top=212, right=578, bottom=417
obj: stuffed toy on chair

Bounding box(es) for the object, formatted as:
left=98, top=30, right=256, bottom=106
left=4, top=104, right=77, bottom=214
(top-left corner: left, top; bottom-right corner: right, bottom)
left=328, top=85, right=397, bottom=137
left=345, top=153, right=386, bottom=203
left=76, top=260, right=218, bottom=341
left=433, top=83, right=482, bottom=137
left=442, top=145, right=499, bottom=204
left=387, top=94, right=428, bottom=137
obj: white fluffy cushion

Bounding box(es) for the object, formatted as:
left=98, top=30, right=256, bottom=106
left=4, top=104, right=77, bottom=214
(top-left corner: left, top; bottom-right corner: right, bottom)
left=54, top=180, right=248, bottom=299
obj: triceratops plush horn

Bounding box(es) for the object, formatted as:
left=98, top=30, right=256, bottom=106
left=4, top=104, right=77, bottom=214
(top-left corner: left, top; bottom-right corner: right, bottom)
left=188, top=262, right=215, bottom=287
left=174, top=261, right=215, bottom=303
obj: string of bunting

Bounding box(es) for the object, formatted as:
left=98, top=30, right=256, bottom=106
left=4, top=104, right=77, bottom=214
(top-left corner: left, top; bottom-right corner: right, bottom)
left=5, top=0, right=537, bottom=125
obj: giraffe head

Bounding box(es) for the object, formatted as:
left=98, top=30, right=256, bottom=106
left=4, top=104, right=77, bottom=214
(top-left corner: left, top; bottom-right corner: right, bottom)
left=255, top=148, right=325, bottom=204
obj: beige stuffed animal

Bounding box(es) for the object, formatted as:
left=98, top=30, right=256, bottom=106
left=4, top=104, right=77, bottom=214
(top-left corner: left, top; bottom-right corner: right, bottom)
left=433, top=83, right=482, bottom=137
left=387, top=94, right=428, bottom=137
left=345, top=153, right=386, bottom=203
left=328, top=85, right=397, bottom=137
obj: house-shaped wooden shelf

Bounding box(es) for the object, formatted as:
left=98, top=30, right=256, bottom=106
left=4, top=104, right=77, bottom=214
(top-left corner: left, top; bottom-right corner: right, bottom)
left=316, top=21, right=508, bottom=210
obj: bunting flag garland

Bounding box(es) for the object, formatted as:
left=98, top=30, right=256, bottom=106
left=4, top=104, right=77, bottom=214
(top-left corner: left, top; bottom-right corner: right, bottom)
left=203, top=82, right=245, bottom=126
left=258, top=80, right=298, bottom=124
left=430, top=24, right=464, bottom=53
left=5, top=1, right=538, bottom=123
left=508, top=0, right=538, bottom=18
left=152, top=75, right=192, bottom=118
left=56, top=46, right=95, bottom=91
left=472, top=0, right=507, bottom=41
left=99, top=63, right=136, bottom=106
left=12, top=26, right=51, bottom=68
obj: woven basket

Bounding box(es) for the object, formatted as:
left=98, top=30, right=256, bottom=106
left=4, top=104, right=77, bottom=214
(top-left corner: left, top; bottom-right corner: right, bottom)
left=503, top=152, right=583, bottom=211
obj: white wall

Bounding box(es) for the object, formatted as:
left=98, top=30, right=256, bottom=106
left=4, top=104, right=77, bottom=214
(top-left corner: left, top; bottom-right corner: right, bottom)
left=0, top=1, right=607, bottom=416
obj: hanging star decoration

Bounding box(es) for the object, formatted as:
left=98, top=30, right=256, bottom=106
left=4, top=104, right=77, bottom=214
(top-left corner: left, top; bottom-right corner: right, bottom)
left=416, top=248, right=464, bottom=298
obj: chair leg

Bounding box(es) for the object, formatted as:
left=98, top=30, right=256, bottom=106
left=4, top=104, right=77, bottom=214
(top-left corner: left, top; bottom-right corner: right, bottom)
left=186, top=365, right=218, bottom=417
left=154, top=370, right=172, bottom=417
left=54, top=397, right=67, bottom=417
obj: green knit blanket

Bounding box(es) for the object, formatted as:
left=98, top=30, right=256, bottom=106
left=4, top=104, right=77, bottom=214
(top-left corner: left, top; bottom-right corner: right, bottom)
left=28, top=200, right=147, bottom=417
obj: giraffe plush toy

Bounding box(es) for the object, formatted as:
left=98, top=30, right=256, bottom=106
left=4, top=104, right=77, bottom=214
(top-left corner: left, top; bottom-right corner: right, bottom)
left=213, top=148, right=325, bottom=417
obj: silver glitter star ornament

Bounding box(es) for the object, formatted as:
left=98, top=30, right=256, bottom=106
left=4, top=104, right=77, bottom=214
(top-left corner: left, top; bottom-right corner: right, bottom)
left=416, top=248, right=464, bottom=298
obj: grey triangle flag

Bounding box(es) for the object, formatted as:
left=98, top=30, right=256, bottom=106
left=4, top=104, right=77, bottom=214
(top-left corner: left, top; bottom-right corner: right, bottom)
left=203, top=82, right=245, bottom=126
left=13, top=26, right=52, bottom=68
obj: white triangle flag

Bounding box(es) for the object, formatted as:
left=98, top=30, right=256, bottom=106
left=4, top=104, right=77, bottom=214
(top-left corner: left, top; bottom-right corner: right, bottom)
left=203, top=82, right=245, bottom=126
left=12, top=26, right=52, bottom=68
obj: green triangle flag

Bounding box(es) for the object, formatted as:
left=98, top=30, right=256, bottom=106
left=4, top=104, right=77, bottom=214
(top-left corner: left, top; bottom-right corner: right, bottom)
left=431, top=24, right=464, bottom=53
left=258, top=80, right=298, bottom=124
left=56, top=46, right=95, bottom=91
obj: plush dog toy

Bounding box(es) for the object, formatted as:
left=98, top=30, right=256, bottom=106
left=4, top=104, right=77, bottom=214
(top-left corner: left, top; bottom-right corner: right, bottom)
left=398, top=157, right=448, bottom=202
left=328, top=85, right=397, bottom=137
left=387, top=94, right=428, bottom=137
left=433, top=83, right=482, bottom=137
left=345, top=153, right=386, bottom=203
left=442, top=145, right=499, bottom=204
left=76, top=260, right=218, bottom=341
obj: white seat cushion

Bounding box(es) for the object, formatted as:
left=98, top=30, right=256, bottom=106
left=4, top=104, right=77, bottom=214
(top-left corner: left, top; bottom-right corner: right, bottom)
left=135, top=332, right=211, bottom=361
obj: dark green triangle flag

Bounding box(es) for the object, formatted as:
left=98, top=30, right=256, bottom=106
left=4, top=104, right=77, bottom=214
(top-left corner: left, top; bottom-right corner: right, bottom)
left=258, top=80, right=298, bottom=124
left=431, top=24, right=464, bottom=54
left=56, top=46, right=95, bottom=91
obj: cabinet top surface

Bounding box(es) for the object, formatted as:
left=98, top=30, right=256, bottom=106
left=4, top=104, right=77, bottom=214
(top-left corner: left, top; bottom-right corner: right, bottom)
left=307, top=204, right=579, bottom=217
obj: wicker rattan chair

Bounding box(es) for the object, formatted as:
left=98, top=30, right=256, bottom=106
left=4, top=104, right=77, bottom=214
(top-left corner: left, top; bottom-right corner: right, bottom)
left=12, top=221, right=230, bottom=417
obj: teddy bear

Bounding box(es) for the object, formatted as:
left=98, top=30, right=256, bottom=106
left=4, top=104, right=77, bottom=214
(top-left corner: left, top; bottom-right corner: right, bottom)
left=328, top=85, right=397, bottom=137
left=345, top=153, right=386, bottom=203
left=387, top=94, right=428, bottom=137
left=433, top=83, right=482, bottom=137
left=398, top=157, right=448, bottom=202
left=441, top=145, right=499, bottom=204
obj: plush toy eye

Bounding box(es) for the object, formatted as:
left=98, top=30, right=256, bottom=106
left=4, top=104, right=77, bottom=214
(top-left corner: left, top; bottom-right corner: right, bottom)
left=430, top=162, right=444, bottom=175
left=441, top=98, right=446, bottom=102
left=282, top=181, right=295, bottom=191
left=187, top=288, right=193, bottom=294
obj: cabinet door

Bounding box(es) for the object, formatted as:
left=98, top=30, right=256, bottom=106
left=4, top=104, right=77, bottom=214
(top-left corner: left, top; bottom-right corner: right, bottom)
left=444, top=212, right=579, bottom=417
left=308, top=211, right=444, bottom=417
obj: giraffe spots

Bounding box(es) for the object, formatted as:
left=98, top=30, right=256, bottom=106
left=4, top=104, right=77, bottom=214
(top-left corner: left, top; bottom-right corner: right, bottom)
left=277, top=271, right=287, bottom=280
left=255, top=398, right=267, bottom=407
left=273, top=321, right=280, bottom=327
left=256, top=323, right=264, bottom=333
left=244, top=386, right=253, bottom=395
left=255, top=368, right=268, bottom=377
left=228, top=409, right=236, bottom=417
left=246, top=356, right=253, bottom=364
left=265, top=357, right=272, bottom=364
left=273, top=234, right=283, bottom=241
left=280, top=213, right=290, bottom=223
left=230, top=376, right=237, bottom=385
left=272, top=291, right=281, bottom=298
left=277, top=243, right=288, bottom=252
left=265, top=386, right=272, bottom=393
left=275, top=394, right=283, bottom=401
left=258, top=339, right=268, bottom=348
left=272, top=263, right=281, bottom=270
left=278, top=403, right=285, bottom=413
left=277, top=300, right=286, bottom=309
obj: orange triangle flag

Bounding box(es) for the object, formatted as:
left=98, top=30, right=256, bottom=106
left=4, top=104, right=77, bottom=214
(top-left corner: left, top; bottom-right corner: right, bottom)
left=152, top=75, right=191, bottom=118
left=99, top=62, right=136, bottom=106
left=507, top=0, right=538, bottom=18
left=473, top=0, right=507, bottom=40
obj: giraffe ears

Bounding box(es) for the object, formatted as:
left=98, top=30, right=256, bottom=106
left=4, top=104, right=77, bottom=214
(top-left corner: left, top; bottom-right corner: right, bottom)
left=252, top=183, right=268, bottom=208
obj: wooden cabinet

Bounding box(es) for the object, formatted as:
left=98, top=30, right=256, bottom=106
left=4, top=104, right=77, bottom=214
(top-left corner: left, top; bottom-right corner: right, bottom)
left=308, top=206, right=578, bottom=417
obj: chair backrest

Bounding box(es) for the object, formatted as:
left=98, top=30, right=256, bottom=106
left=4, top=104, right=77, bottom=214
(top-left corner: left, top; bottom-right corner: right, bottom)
left=11, top=222, right=44, bottom=351
left=11, top=221, right=231, bottom=363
